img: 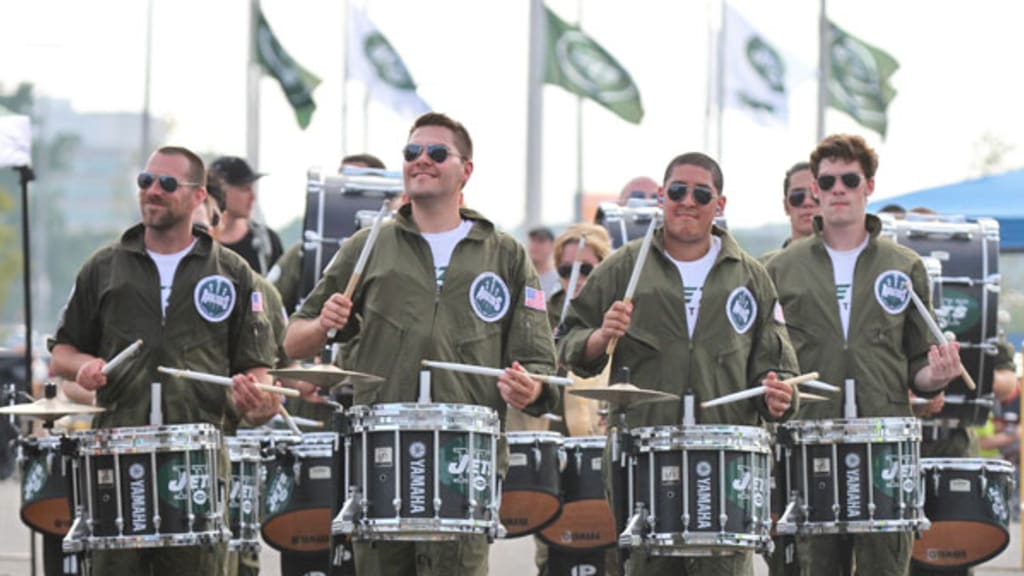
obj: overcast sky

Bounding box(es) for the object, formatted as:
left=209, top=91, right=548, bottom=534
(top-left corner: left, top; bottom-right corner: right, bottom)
left=4, top=0, right=1024, bottom=232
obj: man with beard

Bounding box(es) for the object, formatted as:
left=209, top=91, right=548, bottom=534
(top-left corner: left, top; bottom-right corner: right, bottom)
left=50, top=146, right=280, bottom=576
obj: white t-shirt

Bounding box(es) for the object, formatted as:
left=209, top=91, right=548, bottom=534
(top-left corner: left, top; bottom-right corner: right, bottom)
left=421, top=220, right=474, bottom=287
left=825, top=237, right=868, bottom=340
left=147, top=240, right=196, bottom=317
left=667, top=236, right=721, bottom=338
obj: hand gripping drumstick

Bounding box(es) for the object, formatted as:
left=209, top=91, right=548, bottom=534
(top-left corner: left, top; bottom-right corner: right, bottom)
left=602, top=218, right=657, bottom=375
left=327, top=201, right=390, bottom=339
left=558, top=236, right=587, bottom=327
left=156, top=366, right=301, bottom=398
left=701, top=372, right=821, bottom=409
left=907, top=289, right=976, bottom=391
left=101, top=339, right=143, bottom=375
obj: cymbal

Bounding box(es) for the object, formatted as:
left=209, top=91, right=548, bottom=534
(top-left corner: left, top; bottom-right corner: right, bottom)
left=0, top=397, right=106, bottom=421
left=269, top=366, right=385, bottom=389
left=568, top=383, right=679, bottom=409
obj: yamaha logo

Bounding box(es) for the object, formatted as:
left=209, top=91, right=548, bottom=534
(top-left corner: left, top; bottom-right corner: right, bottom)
left=409, top=441, right=426, bottom=459
left=845, top=453, right=861, bottom=468
left=129, top=463, right=145, bottom=480
left=696, top=461, right=712, bottom=477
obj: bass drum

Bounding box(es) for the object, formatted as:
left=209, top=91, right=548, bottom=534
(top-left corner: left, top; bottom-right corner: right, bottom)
left=882, top=214, right=1001, bottom=426
left=539, top=436, right=616, bottom=551
left=913, top=458, right=1015, bottom=570
left=501, top=431, right=564, bottom=537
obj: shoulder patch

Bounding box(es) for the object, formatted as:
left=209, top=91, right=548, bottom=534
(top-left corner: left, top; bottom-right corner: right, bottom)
left=524, top=286, right=546, bottom=311
left=726, top=286, right=757, bottom=334
left=194, top=275, right=237, bottom=323
left=469, top=272, right=511, bottom=323
left=874, top=270, right=912, bottom=315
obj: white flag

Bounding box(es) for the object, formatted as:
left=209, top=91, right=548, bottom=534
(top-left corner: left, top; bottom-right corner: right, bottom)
left=723, top=5, right=788, bottom=124
left=0, top=110, right=31, bottom=168
left=347, top=7, right=429, bottom=118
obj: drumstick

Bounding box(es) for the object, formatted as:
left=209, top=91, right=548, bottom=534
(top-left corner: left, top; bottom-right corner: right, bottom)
left=799, top=379, right=841, bottom=393
left=271, top=412, right=325, bottom=428
left=420, top=360, right=573, bottom=386
left=603, top=217, right=657, bottom=374
left=102, top=339, right=143, bottom=375
left=701, top=372, right=820, bottom=408
left=156, top=366, right=301, bottom=398
left=327, top=201, right=390, bottom=339
left=277, top=404, right=304, bottom=436
left=908, top=289, right=976, bottom=391
left=558, top=236, right=587, bottom=327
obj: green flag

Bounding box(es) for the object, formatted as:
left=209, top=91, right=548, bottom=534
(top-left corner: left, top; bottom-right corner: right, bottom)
left=255, top=8, right=321, bottom=129
left=543, top=6, right=643, bottom=124
left=828, top=21, right=899, bottom=137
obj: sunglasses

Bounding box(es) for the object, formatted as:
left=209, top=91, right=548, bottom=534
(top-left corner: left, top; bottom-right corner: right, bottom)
left=402, top=143, right=461, bottom=164
left=137, top=171, right=199, bottom=193
left=557, top=263, right=594, bottom=279
left=665, top=182, right=714, bottom=205
left=817, top=172, right=862, bottom=192
left=786, top=189, right=820, bottom=208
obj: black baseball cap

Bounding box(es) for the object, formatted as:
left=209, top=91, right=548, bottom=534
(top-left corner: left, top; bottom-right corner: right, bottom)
left=528, top=227, right=554, bottom=242
left=209, top=156, right=265, bottom=186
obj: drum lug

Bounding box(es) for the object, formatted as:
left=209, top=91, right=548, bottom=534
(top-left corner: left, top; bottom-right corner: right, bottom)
left=332, top=487, right=361, bottom=535
left=62, top=513, right=88, bottom=553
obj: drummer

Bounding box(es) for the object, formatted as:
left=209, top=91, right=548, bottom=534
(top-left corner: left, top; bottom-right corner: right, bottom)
left=766, top=134, right=962, bottom=576
left=49, top=145, right=280, bottom=575
left=559, top=151, right=799, bottom=576
left=284, top=112, right=559, bottom=576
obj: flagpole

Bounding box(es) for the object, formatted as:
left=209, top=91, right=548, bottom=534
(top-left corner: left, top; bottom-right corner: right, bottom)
left=574, top=0, right=584, bottom=223
left=525, top=0, right=545, bottom=227
left=703, top=0, right=714, bottom=153
left=341, top=0, right=349, bottom=157
left=816, top=0, right=829, bottom=142
left=715, top=0, right=725, bottom=162
left=246, top=0, right=261, bottom=168
left=141, top=0, right=153, bottom=158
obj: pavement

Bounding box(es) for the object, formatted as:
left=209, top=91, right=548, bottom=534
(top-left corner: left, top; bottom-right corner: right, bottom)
left=0, top=472, right=1021, bottom=575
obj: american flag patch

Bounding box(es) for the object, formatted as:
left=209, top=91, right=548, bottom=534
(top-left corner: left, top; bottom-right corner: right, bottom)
left=251, top=291, right=264, bottom=312
left=524, top=287, right=546, bottom=311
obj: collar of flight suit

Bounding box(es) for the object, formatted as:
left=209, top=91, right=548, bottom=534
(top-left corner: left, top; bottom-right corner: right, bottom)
left=118, top=222, right=214, bottom=257
left=810, top=212, right=884, bottom=238
left=393, top=202, right=496, bottom=242
left=649, top=223, right=744, bottom=265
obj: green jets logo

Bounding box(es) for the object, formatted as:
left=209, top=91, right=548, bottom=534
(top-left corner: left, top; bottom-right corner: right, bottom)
left=363, top=32, right=417, bottom=90
left=194, top=275, right=236, bottom=323
left=725, top=287, right=757, bottom=334
left=158, top=458, right=212, bottom=511
left=936, top=287, right=980, bottom=335
left=22, top=460, right=47, bottom=501
left=264, top=468, right=294, bottom=515
left=469, top=272, right=510, bottom=323
left=874, top=270, right=911, bottom=315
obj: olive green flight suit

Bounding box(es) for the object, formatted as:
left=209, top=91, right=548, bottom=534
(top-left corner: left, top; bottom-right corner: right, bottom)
left=767, top=214, right=941, bottom=576
left=51, top=224, right=276, bottom=576
left=270, top=241, right=303, bottom=316
left=295, top=204, right=559, bottom=576
left=559, top=226, right=799, bottom=576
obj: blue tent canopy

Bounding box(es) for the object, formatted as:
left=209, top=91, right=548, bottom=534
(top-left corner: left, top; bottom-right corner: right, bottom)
left=867, top=169, right=1024, bottom=251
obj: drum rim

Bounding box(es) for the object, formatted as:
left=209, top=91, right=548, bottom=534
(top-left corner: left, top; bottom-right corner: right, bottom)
left=505, top=431, right=564, bottom=444
left=780, top=417, right=921, bottom=443
left=348, top=402, right=500, bottom=433
left=920, top=457, right=1016, bottom=473
left=562, top=435, right=607, bottom=449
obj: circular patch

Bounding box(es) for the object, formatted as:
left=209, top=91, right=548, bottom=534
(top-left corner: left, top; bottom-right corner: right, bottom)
left=193, top=275, right=237, bottom=323
left=193, top=489, right=207, bottom=506
left=845, top=452, right=861, bottom=469
left=409, top=441, right=426, bottom=459
left=725, top=286, right=758, bottom=334
left=696, top=461, right=712, bottom=478
left=129, top=463, right=145, bottom=480
left=874, top=270, right=912, bottom=315
left=469, top=272, right=510, bottom=323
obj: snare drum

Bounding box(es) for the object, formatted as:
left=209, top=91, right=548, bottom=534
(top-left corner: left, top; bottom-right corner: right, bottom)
left=261, top=432, right=335, bottom=553
left=63, top=424, right=228, bottom=551
left=20, top=436, right=72, bottom=536
left=335, top=403, right=501, bottom=541
left=622, top=425, right=773, bottom=556
left=776, top=417, right=926, bottom=535
left=225, top=435, right=263, bottom=552
left=501, top=431, right=564, bottom=537
left=913, top=458, right=1015, bottom=569
left=539, top=436, right=616, bottom=550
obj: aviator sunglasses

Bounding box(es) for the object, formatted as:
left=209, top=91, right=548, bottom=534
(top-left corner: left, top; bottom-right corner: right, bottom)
left=137, top=171, right=199, bottom=193
left=402, top=143, right=462, bottom=164
left=817, top=172, right=862, bottom=192
left=557, top=263, right=594, bottom=279
left=787, top=189, right=820, bottom=208
left=665, top=182, right=714, bottom=205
